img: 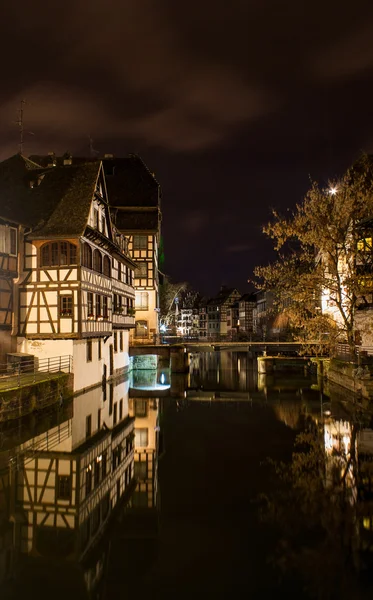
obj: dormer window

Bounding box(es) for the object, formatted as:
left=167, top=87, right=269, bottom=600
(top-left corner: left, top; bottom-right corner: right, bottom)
left=40, top=241, right=77, bottom=267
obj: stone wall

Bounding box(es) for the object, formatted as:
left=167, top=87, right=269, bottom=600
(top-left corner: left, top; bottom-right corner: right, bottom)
left=327, top=358, right=373, bottom=403
left=0, top=373, right=73, bottom=422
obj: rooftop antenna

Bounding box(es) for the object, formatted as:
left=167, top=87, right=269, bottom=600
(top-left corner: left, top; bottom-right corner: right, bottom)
left=16, top=99, right=26, bottom=155
left=14, top=99, right=34, bottom=155
left=88, top=135, right=99, bottom=157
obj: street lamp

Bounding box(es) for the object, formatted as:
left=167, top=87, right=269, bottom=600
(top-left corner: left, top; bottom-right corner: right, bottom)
left=329, top=186, right=338, bottom=195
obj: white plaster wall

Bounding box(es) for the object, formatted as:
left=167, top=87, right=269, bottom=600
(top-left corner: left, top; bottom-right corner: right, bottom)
left=17, top=337, right=74, bottom=360
left=73, top=339, right=106, bottom=391
left=113, top=330, right=130, bottom=372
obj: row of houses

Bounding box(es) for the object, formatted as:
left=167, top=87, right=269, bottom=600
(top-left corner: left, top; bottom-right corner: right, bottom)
left=174, top=286, right=278, bottom=341
left=0, top=152, right=162, bottom=391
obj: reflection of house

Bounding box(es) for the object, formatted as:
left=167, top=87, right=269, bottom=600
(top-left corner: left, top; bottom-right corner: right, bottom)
left=0, top=154, right=136, bottom=391
left=4, top=377, right=134, bottom=596
left=129, top=397, right=159, bottom=510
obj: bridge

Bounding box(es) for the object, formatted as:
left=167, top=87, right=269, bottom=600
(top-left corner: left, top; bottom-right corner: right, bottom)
left=129, top=341, right=318, bottom=373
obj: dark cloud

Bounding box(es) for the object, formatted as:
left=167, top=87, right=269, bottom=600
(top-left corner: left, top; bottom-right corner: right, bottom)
left=1, top=1, right=373, bottom=294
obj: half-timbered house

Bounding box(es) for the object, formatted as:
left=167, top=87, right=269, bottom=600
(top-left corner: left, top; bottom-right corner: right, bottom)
left=0, top=155, right=136, bottom=391
left=30, top=153, right=163, bottom=344
left=7, top=376, right=134, bottom=595
left=0, top=155, right=43, bottom=363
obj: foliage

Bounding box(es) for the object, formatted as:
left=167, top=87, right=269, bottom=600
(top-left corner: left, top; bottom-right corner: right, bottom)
left=260, top=423, right=359, bottom=598
left=159, top=277, right=187, bottom=328
left=253, top=154, right=373, bottom=353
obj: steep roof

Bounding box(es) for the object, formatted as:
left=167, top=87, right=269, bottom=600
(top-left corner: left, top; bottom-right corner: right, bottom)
left=114, top=208, right=160, bottom=232
left=239, top=293, right=256, bottom=302
left=0, top=154, right=100, bottom=237
left=30, top=153, right=160, bottom=209
left=207, top=287, right=241, bottom=305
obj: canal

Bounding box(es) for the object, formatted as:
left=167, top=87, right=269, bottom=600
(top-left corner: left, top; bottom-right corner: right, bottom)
left=1, top=351, right=373, bottom=599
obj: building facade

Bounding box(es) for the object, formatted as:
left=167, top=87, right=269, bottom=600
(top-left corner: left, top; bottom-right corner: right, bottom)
left=0, top=155, right=136, bottom=391
left=207, top=287, right=241, bottom=339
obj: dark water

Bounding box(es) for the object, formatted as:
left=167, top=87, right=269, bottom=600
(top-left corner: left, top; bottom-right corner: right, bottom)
left=1, top=352, right=373, bottom=599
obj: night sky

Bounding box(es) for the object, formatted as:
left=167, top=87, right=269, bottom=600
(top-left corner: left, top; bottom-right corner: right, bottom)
left=1, top=0, right=373, bottom=295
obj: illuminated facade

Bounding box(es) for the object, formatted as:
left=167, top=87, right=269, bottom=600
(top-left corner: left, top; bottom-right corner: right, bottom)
left=0, top=155, right=136, bottom=391
left=207, top=287, right=241, bottom=339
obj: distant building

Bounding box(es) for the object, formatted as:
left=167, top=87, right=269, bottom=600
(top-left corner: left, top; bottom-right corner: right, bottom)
left=207, top=287, right=241, bottom=339
left=198, top=298, right=208, bottom=339
left=226, top=301, right=239, bottom=339
left=0, top=154, right=136, bottom=391
left=253, top=290, right=274, bottom=339
left=238, top=293, right=256, bottom=336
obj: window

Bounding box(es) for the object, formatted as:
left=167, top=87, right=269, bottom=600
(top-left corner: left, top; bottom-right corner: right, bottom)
left=86, top=467, right=92, bottom=496
left=86, top=415, right=92, bottom=438
left=57, top=475, right=71, bottom=500
left=93, top=250, right=102, bottom=273
left=358, top=237, right=373, bottom=252
left=82, top=243, right=92, bottom=269
left=117, top=262, right=122, bottom=281
left=114, top=332, right=118, bottom=353
left=86, top=340, right=92, bottom=362
left=98, top=339, right=102, bottom=360
left=97, top=408, right=101, bottom=429
left=40, top=241, right=77, bottom=267
left=135, top=428, right=148, bottom=447
left=101, top=215, right=106, bottom=235
left=113, top=403, right=117, bottom=425
left=10, top=228, right=17, bottom=255
left=119, top=399, right=123, bottom=420
left=60, top=295, right=73, bottom=317
left=102, top=452, right=107, bottom=478
left=96, top=294, right=101, bottom=318
left=94, top=459, right=100, bottom=487
left=103, top=255, right=111, bottom=277
left=136, top=262, right=148, bottom=278
left=134, top=399, right=147, bottom=417
left=133, top=235, right=148, bottom=250
left=135, top=320, right=148, bottom=338
left=119, top=331, right=123, bottom=352
left=103, top=296, right=108, bottom=319
left=134, top=460, right=147, bottom=480
left=94, top=208, right=99, bottom=229
left=135, top=291, right=149, bottom=310
left=0, top=226, right=17, bottom=256
left=87, top=292, right=94, bottom=318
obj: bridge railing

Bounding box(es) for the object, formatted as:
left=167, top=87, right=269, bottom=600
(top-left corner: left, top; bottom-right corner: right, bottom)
left=0, top=355, right=73, bottom=388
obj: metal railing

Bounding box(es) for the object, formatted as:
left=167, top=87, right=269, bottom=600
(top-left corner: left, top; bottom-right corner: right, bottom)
left=0, top=355, right=73, bottom=388
left=335, top=344, right=373, bottom=363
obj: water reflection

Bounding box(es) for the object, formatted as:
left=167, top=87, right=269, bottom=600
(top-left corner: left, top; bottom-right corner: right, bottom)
left=2, top=352, right=373, bottom=596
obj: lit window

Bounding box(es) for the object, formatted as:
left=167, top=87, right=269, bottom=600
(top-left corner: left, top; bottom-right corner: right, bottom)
left=40, top=241, right=77, bottom=267
left=357, top=237, right=372, bottom=252
left=57, top=475, right=71, bottom=500
left=135, top=428, right=148, bottom=447
left=135, top=291, right=149, bottom=310
left=60, top=295, right=73, bottom=317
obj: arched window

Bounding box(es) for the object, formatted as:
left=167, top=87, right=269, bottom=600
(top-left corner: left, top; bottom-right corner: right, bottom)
left=135, top=320, right=148, bottom=338
left=40, top=241, right=77, bottom=267
left=82, top=243, right=92, bottom=269
left=103, top=255, right=111, bottom=277
left=93, top=249, right=102, bottom=273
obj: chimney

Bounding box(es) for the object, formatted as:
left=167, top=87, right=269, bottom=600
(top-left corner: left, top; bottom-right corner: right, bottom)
left=63, top=152, right=72, bottom=166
